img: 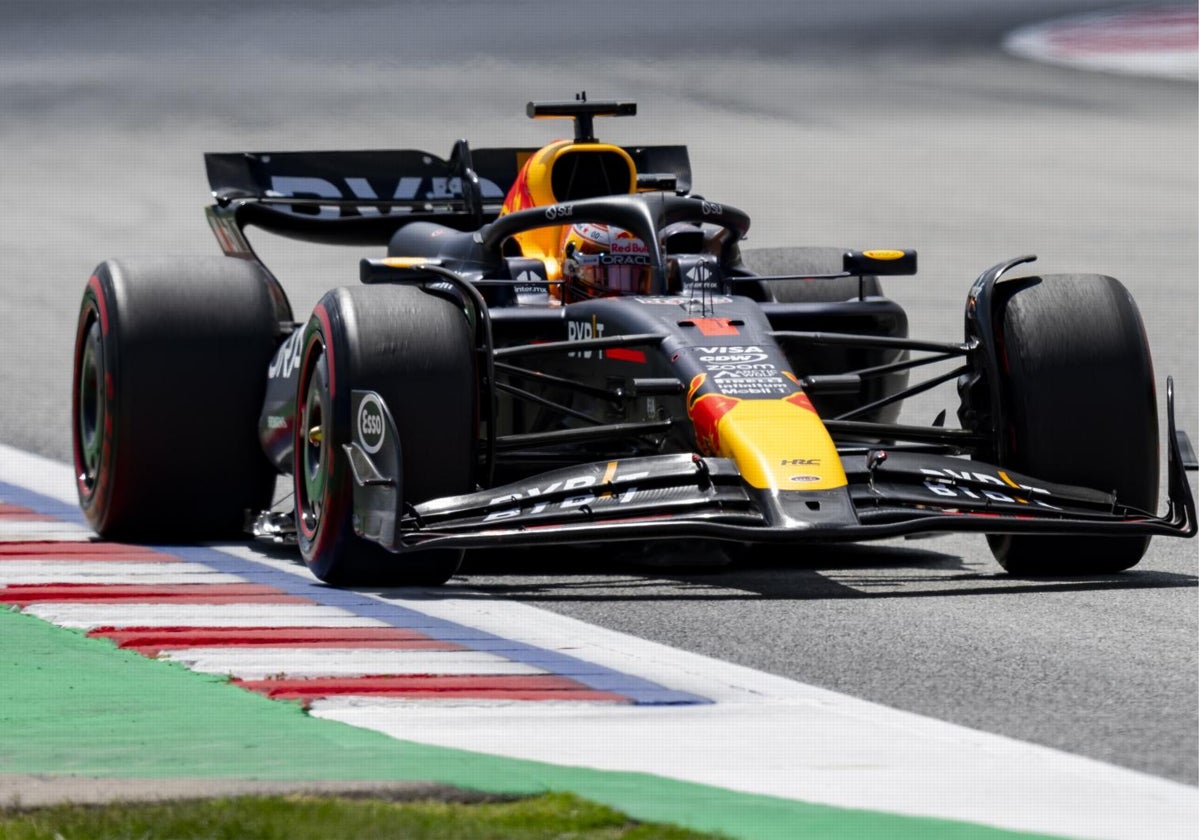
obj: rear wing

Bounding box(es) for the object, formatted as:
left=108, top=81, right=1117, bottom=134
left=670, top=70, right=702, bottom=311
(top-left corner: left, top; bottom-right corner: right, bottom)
left=204, top=141, right=691, bottom=251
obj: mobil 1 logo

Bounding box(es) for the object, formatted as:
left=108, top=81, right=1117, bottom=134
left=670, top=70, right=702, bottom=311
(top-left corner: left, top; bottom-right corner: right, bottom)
left=690, top=346, right=793, bottom=396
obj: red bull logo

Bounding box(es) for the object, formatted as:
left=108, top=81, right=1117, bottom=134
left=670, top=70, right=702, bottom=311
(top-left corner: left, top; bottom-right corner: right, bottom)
left=611, top=229, right=648, bottom=254
left=570, top=223, right=648, bottom=255
left=687, top=374, right=740, bottom=456
left=784, top=390, right=816, bottom=413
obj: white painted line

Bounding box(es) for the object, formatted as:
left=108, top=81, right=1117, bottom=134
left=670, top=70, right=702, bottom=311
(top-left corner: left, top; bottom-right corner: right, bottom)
left=0, top=561, right=242, bottom=584
left=21, top=603, right=388, bottom=630
left=313, top=699, right=1196, bottom=840
left=313, top=629, right=1198, bottom=840
left=162, top=648, right=543, bottom=679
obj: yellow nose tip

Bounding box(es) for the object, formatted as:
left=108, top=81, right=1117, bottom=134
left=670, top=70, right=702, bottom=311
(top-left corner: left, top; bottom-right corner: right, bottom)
left=717, top=401, right=846, bottom=490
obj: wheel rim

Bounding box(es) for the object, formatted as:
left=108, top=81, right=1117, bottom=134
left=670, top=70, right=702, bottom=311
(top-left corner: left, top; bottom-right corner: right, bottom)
left=297, top=337, right=330, bottom=540
left=75, top=314, right=105, bottom=496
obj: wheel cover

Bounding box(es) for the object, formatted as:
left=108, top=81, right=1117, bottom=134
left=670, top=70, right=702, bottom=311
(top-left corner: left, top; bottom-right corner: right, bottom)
left=75, top=314, right=105, bottom=497
left=297, top=338, right=330, bottom=540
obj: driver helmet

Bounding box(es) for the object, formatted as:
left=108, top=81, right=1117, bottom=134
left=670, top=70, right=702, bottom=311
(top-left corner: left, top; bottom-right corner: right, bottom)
left=561, top=223, right=652, bottom=302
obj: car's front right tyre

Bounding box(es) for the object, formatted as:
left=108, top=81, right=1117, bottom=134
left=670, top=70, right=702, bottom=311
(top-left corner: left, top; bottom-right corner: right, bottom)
left=985, top=273, right=1158, bottom=575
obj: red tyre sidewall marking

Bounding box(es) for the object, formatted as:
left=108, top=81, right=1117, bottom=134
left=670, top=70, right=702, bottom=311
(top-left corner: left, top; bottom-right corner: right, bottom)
left=72, top=276, right=115, bottom=521
left=295, top=327, right=323, bottom=543
left=295, top=303, right=348, bottom=561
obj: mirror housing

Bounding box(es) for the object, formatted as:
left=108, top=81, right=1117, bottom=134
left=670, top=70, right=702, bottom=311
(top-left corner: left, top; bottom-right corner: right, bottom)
left=844, top=249, right=917, bottom=276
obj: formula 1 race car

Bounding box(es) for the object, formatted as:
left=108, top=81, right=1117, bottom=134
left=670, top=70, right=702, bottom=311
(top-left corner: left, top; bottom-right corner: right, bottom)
left=71, top=96, right=1197, bottom=585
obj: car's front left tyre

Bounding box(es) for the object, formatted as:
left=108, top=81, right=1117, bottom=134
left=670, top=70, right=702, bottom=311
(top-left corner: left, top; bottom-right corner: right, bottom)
left=294, top=284, right=477, bottom=586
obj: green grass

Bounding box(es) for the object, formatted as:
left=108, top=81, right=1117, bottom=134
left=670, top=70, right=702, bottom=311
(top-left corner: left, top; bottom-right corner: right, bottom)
left=0, top=792, right=726, bottom=840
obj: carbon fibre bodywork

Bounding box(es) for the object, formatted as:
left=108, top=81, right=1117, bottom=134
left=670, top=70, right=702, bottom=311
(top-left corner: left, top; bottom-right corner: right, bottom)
left=334, top=257, right=1194, bottom=555
left=200, top=99, right=1193, bottom=574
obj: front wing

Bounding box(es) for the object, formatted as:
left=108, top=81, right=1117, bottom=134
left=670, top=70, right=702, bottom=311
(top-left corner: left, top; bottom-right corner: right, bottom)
left=343, top=388, right=1196, bottom=553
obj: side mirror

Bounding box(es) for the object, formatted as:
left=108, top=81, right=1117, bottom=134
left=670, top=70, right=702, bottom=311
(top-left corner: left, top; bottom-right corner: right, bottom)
left=636, top=172, right=678, bottom=192
left=843, top=249, right=917, bottom=276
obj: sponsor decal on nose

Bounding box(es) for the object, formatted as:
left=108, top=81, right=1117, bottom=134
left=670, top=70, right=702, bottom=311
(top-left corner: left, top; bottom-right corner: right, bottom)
left=686, top=374, right=740, bottom=456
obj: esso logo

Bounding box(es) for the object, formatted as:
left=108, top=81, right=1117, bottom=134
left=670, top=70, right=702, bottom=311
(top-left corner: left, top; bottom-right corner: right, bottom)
left=357, top=394, right=386, bottom=454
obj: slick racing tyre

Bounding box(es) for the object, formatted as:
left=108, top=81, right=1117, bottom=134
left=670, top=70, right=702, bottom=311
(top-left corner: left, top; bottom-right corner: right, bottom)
left=987, top=274, right=1158, bottom=575
left=743, top=247, right=882, bottom=302
left=294, top=284, right=476, bottom=585
left=72, top=257, right=280, bottom=539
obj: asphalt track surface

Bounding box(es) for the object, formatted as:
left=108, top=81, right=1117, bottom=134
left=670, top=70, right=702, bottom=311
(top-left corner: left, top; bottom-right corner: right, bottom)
left=0, top=0, right=1195, bottom=793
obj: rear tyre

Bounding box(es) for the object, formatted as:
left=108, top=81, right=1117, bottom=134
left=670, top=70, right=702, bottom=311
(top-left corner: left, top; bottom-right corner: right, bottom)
left=294, top=285, right=476, bottom=585
left=986, top=274, right=1158, bottom=575
left=742, top=247, right=882, bottom=302
left=71, top=257, right=280, bottom=539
